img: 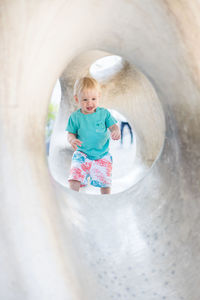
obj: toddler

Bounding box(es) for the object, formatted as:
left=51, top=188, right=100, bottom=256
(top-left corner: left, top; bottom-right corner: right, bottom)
left=66, top=77, right=120, bottom=194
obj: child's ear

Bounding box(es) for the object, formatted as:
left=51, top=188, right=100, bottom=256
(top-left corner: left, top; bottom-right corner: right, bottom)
left=74, top=95, right=79, bottom=103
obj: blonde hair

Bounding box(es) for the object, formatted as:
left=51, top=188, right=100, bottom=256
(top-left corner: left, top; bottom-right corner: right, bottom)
left=73, top=77, right=100, bottom=96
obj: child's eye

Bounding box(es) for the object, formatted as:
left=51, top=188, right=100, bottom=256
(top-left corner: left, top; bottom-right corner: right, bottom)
left=92, top=98, right=96, bottom=100
left=83, top=99, right=87, bottom=101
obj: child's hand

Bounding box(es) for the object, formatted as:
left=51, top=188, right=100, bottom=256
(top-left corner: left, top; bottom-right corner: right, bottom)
left=70, top=139, right=82, bottom=151
left=68, top=133, right=82, bottom=151
left=111, top=129, right=121, bottom=140
left=109, top=124, right=121, bottom=140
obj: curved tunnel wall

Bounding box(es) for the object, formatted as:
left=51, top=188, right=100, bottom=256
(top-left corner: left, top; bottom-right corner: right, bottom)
left=49, top=49, right=165, bottom=190
left=0, top=1, right=200, bottom=299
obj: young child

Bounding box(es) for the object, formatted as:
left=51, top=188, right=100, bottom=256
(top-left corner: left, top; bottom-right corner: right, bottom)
left=66, top=77, right=120, bottom=194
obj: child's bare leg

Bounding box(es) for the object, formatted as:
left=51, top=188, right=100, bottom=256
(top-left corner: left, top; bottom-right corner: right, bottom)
left=69, top=180, right=81, bottom=192
left=101, top=187, right=111, bottom=194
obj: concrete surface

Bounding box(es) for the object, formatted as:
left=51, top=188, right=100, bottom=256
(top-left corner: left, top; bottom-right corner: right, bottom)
left=0, top=1, right=200, bottom=299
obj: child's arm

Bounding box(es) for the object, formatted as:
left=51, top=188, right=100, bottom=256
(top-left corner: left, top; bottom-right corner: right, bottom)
left=68, top=132, right=82, bottom=151
left=109, top=124, right=121, bottom=140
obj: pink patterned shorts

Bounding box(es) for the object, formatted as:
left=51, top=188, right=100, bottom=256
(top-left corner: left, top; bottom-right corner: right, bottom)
left=68, top=151, right=113, bottom=188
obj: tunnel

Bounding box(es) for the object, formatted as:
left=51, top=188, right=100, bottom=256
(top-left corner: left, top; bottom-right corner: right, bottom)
left=0, top=1, right=200, bottom=299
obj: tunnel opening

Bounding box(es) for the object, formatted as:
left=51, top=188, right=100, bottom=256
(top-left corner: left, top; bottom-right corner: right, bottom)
left=45, top=79, right=61, bottom=156
left=89, top=55, right=124, bottom=82
left=47, top=50, right=165, bottom=195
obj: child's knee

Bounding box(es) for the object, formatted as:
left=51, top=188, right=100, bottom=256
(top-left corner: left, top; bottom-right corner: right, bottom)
left=69, top=179, right=81, bottom=191
left=101, top=187, right=111, bottom=194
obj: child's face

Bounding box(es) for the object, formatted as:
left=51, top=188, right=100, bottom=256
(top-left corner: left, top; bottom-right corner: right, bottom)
left=75, top=88, right=100, bottom=114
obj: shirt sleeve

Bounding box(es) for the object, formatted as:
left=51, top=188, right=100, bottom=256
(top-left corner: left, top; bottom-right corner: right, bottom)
left=66, top=113, right=77, bottom=134
left=105, top=109, right=117, bottom=128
